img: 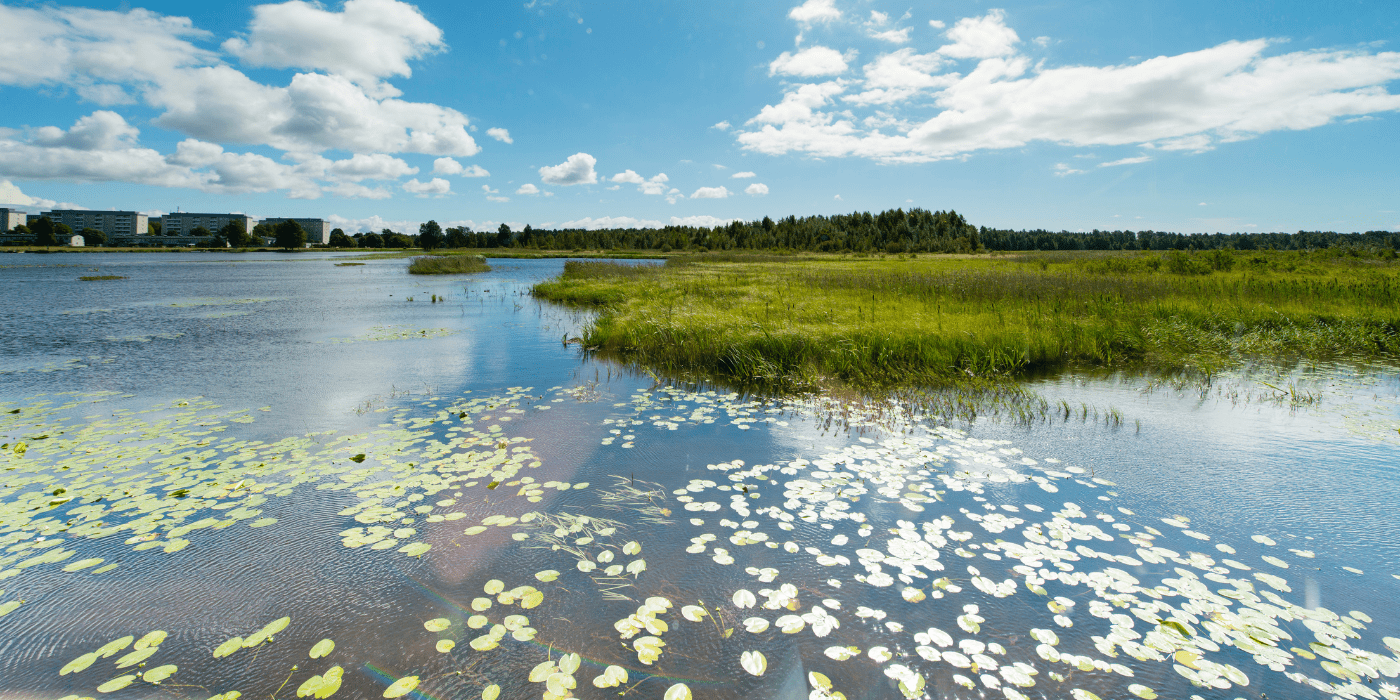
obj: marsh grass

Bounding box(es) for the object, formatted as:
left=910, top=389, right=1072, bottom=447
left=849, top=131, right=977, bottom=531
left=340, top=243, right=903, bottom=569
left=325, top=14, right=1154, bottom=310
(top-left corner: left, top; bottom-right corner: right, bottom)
left=532, top=250, right=1400, bottom=393
left=407, top=254, right=491, bottom=275
left=78, top=275, right=126, bottom=281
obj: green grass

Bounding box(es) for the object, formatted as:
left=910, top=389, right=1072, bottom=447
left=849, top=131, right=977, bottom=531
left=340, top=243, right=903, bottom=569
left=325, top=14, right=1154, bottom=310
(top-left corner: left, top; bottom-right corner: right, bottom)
left=531, top=249, right=1400, bottom=392
left=407, top=255, right=491, bottom=275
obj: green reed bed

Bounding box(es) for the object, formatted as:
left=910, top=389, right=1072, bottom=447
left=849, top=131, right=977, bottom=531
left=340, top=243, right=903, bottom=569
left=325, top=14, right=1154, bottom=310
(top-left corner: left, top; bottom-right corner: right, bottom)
left=532, top=250, right=1400, bottom=392
left=406, top=254, right=491, bottom=275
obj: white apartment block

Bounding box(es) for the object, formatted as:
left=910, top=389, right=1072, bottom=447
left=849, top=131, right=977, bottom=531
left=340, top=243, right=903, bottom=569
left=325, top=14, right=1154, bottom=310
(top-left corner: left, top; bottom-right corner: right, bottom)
left=163, top=212, right=254, bottom=236
left=1, top=208, right=27, bottom=232
left=43, top=210, right=148, bottom=238
left=262, top=217, right=331, bottom=245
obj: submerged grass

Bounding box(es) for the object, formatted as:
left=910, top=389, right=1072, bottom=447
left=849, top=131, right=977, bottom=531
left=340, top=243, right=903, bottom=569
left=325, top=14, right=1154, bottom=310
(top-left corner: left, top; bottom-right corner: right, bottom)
left=532, top=250, right=1400, bottom=394
left=407, top=254, right=491, bottom=275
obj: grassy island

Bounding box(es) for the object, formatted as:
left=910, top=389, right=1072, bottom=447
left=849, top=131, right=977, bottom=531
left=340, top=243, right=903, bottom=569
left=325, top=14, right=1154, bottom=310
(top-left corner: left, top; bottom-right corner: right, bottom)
left=407, top=254, right=491, bottom=275
left=532, top=249, right=1400, bottom=392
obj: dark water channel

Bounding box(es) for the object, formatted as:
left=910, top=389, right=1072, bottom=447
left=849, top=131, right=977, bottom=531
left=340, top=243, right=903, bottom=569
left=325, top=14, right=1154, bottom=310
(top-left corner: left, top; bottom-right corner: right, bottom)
left=1, top=252, right=1397, bottom=700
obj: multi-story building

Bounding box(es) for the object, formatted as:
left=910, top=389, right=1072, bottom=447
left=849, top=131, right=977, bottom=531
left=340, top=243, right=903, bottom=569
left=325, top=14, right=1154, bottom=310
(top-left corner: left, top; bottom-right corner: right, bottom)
left=43, top=210, right=148, bottom=239
left=262, top=217, right=331, bottom=245
left=163, top=212, right=254, bottom=237
left=0, top=208, right=27, bottom=232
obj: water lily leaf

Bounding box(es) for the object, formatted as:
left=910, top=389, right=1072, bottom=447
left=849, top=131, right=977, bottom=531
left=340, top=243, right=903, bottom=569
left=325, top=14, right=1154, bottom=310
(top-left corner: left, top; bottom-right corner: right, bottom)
left=424, top=618, right=451, bottom=632
left=559, top=653, right=581, bottom=674
left=481, top=684, right=500, bottom=700
left=733, top=589, right=756, bottom=608
left=740, top=650, right=767, bottom=676
left=309, top=639, right=335, bottom=659
left=626, top=559, right=646, bottom=576
left=97, top=675, right=137, bottom=693
left=681, top=605, right=707, bottom=622
left=520, top=590, right=544, bottom=609
left=114, top=646, right=158, bottom=668
left=484, top=579, right=504, bottom=594
left=743, top=617, right=769, bottom=633
left=63, top=558, right=104, bottom=572
left=383, top=676, right=419, bottom=698
left=1128, top=684, right=1158, bottom=699
left=316, top=666, right=343, bottom=699
left=464, top=526, right=487, bottom=535
left=97, top=636, right=133, bottom=658
left=60, top=652, right=99, bottom=675
left=0, top=601, right=20, bottom=617
left=261, top=616, right=291, bottom=638
left=622, top=541, right=641, bottom=555
left=535, top=570, right=559, bottom=582
left=436, top=639, right=455, bottom=653
left=399, top=542, right=430, bottom=557
left=134, top=631, right=167, bottom=650
left=663, top=683, right=691, bottom=700
left=213, top=637, right=244, bottom=658
left=142, top=665, right=177, bottom=683
left=297, top=675, right=325, bottom=697
left=249, top=518, right=277, bottom=528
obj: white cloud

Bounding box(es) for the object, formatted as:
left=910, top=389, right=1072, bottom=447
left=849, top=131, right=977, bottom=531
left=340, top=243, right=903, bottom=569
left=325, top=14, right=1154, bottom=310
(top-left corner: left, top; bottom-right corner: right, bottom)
left=665, top=188, right=683, bottom=204
left=402, top=177, right=450, bottom=196
left=0, top=179, right=56, bottom=209
left=871, top=28, right=912, bottom=44
left=770, top=46, right=852, bottom=77
left=671, top=215, right=741, bottom=227
left=1053, top=163, right=1083, bottom=176
left=222, top=0, right=443, bottom=97
left=539, top=152, right=598, bottom=185
left=315, top=152, right=418, bottom=181
left=731, top=171, right=757, bottom=178
left=325, top=182, right=392, bottom=199
left=487, top=127, right=513, bottom=143
left=928, top=20, right=946, bottom=29
left=1099, top=156, right=1152, bottom=167
left=711, top=120, right=732, bottom=130
left=789, top=0, right=841, bottom=24
left=737, top=24, right=1400, bottom=163
left=481, top=183, right=507, bottom=201
left=745, top=183, right=769, bottom=195
left=690, top=186, right=731, bottom=199
left=516, top=183, right=540, bottom=195
left=433, top=157, right=476, bottom=175
left=32, top=110, right=140, bottom=150
left=833, top=194, right=842, bottom=200
left=938, top=10, right=1019, bottom=59
left=559, top=215, right=665, bottom=230
left=0, top=3, right=480, bottom=163
left=610, top=169, right=645, bottom=184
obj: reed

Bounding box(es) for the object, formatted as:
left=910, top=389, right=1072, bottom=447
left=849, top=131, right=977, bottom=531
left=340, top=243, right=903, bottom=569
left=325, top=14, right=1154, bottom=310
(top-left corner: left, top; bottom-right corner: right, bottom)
left=407, top=254, right=490, bottom=275
left=532, top=250, right=1400, bottom=392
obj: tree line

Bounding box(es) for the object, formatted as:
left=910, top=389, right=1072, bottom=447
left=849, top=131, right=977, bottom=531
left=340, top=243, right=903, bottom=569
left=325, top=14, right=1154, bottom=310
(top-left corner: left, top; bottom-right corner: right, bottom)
left=6, top=207, right=1398, bottom=253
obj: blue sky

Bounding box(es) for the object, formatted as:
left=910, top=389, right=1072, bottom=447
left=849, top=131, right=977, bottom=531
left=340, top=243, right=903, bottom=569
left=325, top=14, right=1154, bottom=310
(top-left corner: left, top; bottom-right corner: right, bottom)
left=0, top=0, right=1396, bottom=234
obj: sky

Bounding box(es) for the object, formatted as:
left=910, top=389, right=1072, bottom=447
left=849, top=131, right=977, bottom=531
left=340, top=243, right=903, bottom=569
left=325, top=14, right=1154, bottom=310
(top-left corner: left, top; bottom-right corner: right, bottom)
left=0, top=0, right=1396, bottom=234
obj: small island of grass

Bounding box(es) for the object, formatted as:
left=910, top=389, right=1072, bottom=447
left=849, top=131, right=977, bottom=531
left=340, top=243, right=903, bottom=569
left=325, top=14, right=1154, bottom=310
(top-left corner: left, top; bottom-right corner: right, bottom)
left=408, top=255, right=490, bottom=275
left=78, top=275, right=126, bottom=281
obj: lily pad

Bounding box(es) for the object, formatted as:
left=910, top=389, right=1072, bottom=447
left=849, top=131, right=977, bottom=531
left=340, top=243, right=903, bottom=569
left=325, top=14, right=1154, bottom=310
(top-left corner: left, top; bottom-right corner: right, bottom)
left=142, top=665, right=177, bottom=683
left=424, top=618, right=451, bottom=632
left=383, top=676, right=419, bottom=698
left=213, top=637, right=244, bottom=658
left=60, top=652, right=99, bottom=675
left=309, top=638, right=335, bottom=659
left=96, top=675, right=137, bottom=693
left=436, top=639, right=455, bottom=653
left=535, top=570, right=560, bottom=582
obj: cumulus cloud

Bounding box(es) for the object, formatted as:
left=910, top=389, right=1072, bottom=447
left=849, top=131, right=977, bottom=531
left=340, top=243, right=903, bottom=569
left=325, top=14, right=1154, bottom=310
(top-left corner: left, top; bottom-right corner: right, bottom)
left=608, top=170, right=668, bottom=194
left=610, top=169, right=645, bottom=184
left=770, top=46, right=852, bottom=77
left=788, top=0, right=840, bottom=24
left=516, top=183, right=540, bottom=194
left=690, top=186, right=731, bottom=199
left=559, top=215, right=666, bottom=230
left=539, top=152, right=598, bottom=185
left=402, top=177, right=450, bottom=196
left=487, top=127, right=513, bottom=143
left=481, top=184, right=508, bottom=202
left=222, top=0, right=443, bottom=97
left=0, top=179, right=57, bottom=208
left=711, top=120, right=732, bottom=130
left=938, top=10, right=1019, bottom=59
left=731, top=171, right=756, bottom=178
left=32, top=110, right=139, bottom=150
left=735, top=14, right=1400, bottom=163
left=0, top=1, right=480, bottom=181
left=432, top=157, right=489, bottom=176
left=1053, top=163, right=1084, bottom=177
left=313, top=152, right=417, bottom=181
left=871, top=28, right=912, bottom=44
left=745, top=183, right=769, bottom=195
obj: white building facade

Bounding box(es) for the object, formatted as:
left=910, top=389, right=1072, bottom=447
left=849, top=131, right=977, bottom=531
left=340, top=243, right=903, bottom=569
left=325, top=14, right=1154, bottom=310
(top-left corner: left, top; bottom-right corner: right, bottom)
left=163, top=213, right=255, bottom=236
left=43, top=210, right=148, bottom=238
left=1, top=208, right=27, bottom=232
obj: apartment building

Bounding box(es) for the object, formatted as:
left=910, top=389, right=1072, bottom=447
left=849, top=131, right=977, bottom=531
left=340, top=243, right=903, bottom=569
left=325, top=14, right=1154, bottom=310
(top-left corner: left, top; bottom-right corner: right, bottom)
left=262, top=217, right=331, bottom=245
left=163, top=212, right=255, bottom=236
left=0, top=208, right=27, bottom=232
left=43, top=210, right=148, bottom=238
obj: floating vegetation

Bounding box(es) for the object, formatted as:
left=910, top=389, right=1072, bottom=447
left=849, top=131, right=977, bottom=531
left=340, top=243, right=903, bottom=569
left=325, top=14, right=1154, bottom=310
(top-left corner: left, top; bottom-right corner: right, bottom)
left=2, top=380, right=1397, bottom=700
left=103, top=332, right=184, bottom=343
left=327, top=326, right=455, bottom=343
left=335, top=262, right=365, bottom=267
left=0, top=356, right=115, bottom=375
left=78, top=275, right=126, bottom=281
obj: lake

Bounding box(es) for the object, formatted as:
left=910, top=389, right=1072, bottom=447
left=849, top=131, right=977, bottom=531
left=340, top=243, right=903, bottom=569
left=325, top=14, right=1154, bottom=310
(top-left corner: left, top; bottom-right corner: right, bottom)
left=2, top=252, right=1398, bottom=700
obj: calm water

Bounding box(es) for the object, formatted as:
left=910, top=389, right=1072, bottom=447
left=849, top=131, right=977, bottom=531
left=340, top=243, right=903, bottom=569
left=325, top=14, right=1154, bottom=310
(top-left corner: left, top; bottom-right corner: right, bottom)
left=1, top=252, right=1397, bottom=700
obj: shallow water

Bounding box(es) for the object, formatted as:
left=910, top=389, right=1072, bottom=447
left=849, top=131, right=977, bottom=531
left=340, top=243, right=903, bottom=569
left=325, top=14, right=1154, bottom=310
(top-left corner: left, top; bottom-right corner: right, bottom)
left=1, top=252, right=1398, bottom=700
